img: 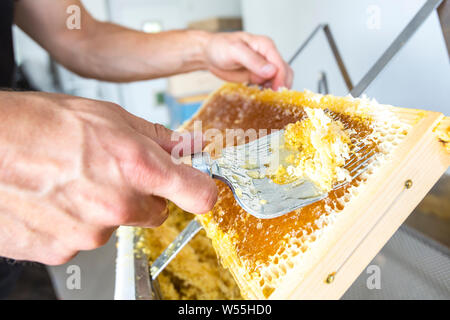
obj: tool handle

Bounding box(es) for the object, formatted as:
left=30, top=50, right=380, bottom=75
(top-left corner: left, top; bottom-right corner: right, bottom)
left=190, top=152, right=212, bottom=177
left=150, top=219, right=203, bottom=281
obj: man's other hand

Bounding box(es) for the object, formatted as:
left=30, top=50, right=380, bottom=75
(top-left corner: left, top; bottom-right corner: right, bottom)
left=204, top=32, right=293, bottom=90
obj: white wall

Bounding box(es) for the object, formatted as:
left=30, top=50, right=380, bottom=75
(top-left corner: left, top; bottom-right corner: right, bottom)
left=82, top=0, right=109, bottom=21
left=14, top=0, right=242, bottom=126
left=242, top=0, right=450, bottom=114
left=13, top=0, right=241, bottom=300
left=104, top=0, right=241, bottom=125
left=108, top=0, right=241, bottom=30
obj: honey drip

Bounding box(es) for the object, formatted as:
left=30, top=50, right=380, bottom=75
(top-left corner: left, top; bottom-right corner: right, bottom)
left=185, top=88, right=378, bottom=275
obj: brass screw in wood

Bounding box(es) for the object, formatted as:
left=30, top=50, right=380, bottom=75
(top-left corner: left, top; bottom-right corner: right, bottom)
left=405, top=179, right=413, bottom=189
left=326, top=273, right=335, bottom=284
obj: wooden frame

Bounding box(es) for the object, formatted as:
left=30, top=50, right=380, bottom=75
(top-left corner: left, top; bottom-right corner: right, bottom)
left=187, top=88, right=449, bottom=299
left=272, top=110, right=448, bottom=299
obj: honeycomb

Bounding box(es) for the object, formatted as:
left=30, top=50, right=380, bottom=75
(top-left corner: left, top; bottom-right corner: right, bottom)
left=183, top=83, right=417, bottom=299
left=135, top=203, right=242, bottom=300
left=269, top=107, right=352, bottom=191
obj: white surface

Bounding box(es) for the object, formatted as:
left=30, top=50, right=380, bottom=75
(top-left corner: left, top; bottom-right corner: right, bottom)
left=242, top=0, right=450, bottom=115
left=47, top=234, right=117, bottom=300
left=114, top=226, right=136, bottom=300
left=343, top=226, right=450, bottom=299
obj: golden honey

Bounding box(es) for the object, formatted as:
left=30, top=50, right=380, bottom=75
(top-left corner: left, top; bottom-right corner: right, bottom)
left=269, top=107, right=352, bottom=191
left=136, top=203, right=242, bottom=300
left=184, top=84, right=378, bottom=276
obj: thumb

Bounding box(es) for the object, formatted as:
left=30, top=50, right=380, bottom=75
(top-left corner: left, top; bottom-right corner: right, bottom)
left=164, top=161, right=218, bottom=214
left=125, top=136, right=218, bottom=214
left=125, top=113, right=203, bottom=156
left=232, top=41, right=277, bottom=80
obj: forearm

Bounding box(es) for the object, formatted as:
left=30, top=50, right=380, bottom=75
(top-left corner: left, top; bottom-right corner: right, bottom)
left=15, top=0, right=212, bottom=82
left=15, top=0, right=291, bottom=89
left=0, top=90, right=217, bottom=264
left=69, top=25, right=212, bottom=82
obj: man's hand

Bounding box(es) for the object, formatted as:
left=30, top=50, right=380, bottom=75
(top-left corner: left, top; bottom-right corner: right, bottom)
left=15, top=0, right=292, bottom=90
left=204, top=32, right=293, bottom=90
left=0, top=91, right=217, bottom=265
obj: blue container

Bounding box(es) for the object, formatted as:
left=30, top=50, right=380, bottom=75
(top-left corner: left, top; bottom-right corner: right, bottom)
left=165, top=93, right=203, bottom=129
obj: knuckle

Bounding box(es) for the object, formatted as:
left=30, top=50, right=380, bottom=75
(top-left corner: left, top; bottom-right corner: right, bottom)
left=103, top=100, right=120, bottom=109
left=140, top=199, right=168, bottom=228
left=122, top=142, right=152, bottom=180
left=257, top=35, right=272, bottom=44
left=159, top=163, right=179, bottom=188
left=151, top=213, right=168, bottom=227
left=161, top=208, right=170, bottom=221
left=159, top=204, right=170, bottom=223
left=65, top=96, right=85, bottom=108
left=101, top=100, right=125, bottom=114
left=109, top=102, right=123, bottom=109
left=265, top=36, right=275, bottom=45
left=82, top=231, right=110, bottom=250
left=126, top=141, right=147, bottom=164
left=153, top=123, right=169, bottom=138
left=197, top=182, right=218, bottom=214
left=169, top=168, right=217, bottom=214
left=109, top=197, right=135, bottom=225
left=230, top=41, right=246, bottom=55
left=45, top=252, right=77, bottom=266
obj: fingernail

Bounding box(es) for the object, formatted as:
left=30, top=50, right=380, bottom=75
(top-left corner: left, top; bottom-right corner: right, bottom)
left=263, top=81, right=272, bottom=88
left=261, top=64, right=276, bottom=76
left=161, top=200, right=169, bottom=216
left=191, top=131, right=204, bottom=153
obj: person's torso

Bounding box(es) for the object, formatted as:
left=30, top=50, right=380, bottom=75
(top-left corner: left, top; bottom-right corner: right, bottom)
left=0, top=0, right=15, bottom=88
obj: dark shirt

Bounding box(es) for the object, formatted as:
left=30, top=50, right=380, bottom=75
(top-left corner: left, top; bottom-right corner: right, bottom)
left=0, top=0, right=15, bottom=88
left=0, top=0, right=20, bottom=300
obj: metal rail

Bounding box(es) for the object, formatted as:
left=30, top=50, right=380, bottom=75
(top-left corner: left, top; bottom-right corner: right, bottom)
left=136, top=0, right=444, bottom=298
left=288, top=24, right=353, bottom=91
left=350, top=0, right=443, bottom=97
left=288, top=0, right=443, bottom=97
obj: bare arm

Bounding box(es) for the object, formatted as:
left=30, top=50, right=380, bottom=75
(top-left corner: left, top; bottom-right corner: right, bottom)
left=0, top=91, right=216, bottom=264
left=14, top=0, right=293, bottom=89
